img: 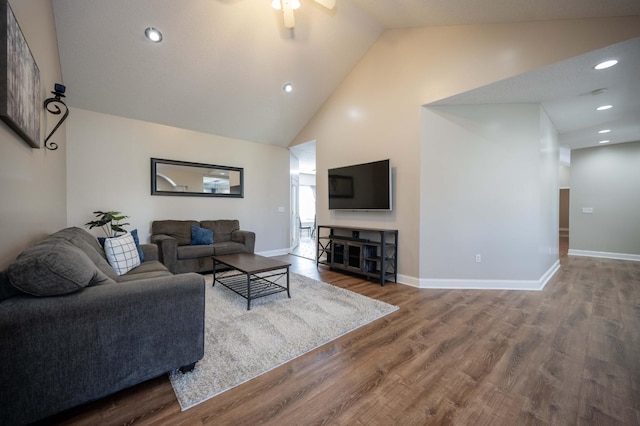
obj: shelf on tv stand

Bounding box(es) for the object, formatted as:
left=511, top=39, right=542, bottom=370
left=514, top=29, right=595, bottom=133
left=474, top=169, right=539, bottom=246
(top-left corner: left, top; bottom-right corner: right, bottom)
left=316, top=225, right=398, bottom=286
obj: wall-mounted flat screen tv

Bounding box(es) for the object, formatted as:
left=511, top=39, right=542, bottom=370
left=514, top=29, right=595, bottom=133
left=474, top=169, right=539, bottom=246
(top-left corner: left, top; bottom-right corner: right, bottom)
left=328, top=159, right=392, bottom=211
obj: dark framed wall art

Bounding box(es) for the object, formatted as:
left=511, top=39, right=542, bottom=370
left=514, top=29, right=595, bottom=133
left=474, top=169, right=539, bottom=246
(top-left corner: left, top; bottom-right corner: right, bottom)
left=0, top=0, right=40, bottom=148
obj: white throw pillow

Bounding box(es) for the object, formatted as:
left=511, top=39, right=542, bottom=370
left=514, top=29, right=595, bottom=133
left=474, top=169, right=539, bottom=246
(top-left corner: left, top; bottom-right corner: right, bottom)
left=103, top=233, right=141, bottom=275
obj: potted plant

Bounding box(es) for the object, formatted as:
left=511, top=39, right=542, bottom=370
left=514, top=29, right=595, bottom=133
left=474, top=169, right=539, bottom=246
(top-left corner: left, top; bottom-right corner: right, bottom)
left=85, top=211, right=130, bottom=237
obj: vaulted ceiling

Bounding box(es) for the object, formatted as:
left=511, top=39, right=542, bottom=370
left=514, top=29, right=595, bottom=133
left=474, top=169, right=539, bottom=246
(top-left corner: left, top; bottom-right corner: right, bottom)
left=52, top=0, right=640, bottom=151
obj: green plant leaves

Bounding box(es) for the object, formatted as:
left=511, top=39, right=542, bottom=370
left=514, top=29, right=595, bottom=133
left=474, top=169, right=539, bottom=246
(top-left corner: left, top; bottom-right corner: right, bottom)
left=84, top=210, right=130, bottom=237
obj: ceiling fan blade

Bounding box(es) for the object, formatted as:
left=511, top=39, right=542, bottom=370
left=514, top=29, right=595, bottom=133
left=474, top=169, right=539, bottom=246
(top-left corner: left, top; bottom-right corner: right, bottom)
left=314, top=0, right=335, bottom=9
left=283, top=4, right=295, bottom=28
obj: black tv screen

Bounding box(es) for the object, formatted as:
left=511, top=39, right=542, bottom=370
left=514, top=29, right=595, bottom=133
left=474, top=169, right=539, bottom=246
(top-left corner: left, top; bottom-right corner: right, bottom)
left=328, top=159, right=392, bottom=211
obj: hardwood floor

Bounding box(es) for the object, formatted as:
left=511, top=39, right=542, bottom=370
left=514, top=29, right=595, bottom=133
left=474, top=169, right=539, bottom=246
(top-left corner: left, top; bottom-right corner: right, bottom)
left=42, top=241, right=640, bottom=425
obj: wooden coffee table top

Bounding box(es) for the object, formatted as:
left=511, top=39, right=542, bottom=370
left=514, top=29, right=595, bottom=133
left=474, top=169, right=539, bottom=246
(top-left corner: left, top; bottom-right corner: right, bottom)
left=212, top=253, right=291, bottom=274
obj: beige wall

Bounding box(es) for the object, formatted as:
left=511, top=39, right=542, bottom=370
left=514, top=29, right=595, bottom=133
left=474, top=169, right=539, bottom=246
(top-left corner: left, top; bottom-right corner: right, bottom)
left=66, top=109, right=291, bottom=254
left=569, top=141, right=640, bottom=258
left=0, top=0, right=65, bottom=269
left=291, top=17, right=640, bottom=282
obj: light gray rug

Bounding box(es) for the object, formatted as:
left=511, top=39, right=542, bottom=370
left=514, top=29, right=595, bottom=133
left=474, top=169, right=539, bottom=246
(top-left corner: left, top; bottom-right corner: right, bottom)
left=169, top=272, right=398, bottom=410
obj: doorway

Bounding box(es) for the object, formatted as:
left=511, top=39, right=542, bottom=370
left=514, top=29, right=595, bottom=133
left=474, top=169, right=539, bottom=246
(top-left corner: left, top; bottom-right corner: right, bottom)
left=289, top=141, right=317, bottom=260
left=291, top=175, right=300, bottom=251
left=559, top=187, right=569, bottom=256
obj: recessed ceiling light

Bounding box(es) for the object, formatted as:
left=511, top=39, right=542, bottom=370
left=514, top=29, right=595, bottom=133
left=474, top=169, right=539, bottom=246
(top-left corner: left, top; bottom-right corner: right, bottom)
left=596, top=105, right=613, bottom=111
left=598, top=129, right=611, bottom=134
left=594, top=60, right=618, bottom=70
left=598, top=140, right=611, bottom=144
left=145, top=27, right=163, bottom=43
left=283, top=83, right=293, bottom=93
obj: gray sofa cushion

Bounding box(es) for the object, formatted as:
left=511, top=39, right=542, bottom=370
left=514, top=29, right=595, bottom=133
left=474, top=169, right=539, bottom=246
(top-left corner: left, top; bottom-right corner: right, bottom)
left=116, top=260, right=173, bottom=283
left=7, top=240, right=113, bottom=296
left=151, top=220, right=199, bottom=246
left=200, top=219, right=239, bottom=243
left=48, top=227, right=119, bottom=281
left=121, top=260, right=169, bottom=275
left=213, top=241, right=247, bottom=256
left=49, top=227, right=105, bottom=255
left=177, top=244, right=215, bottom=260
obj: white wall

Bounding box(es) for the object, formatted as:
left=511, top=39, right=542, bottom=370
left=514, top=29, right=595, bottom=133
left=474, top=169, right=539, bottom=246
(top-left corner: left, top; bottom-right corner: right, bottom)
left=538, top=107, right=560, bottom=273
left=299, top=173, right=316, bottom=187
left=291, top=16, right=640, bottom=281
left=420, top=104, right=558, bottom=286
left=0, top=0, right=66, bottom=269
left=559, top=165, right=571, bottom=188
left=66, top=109, right=290, bottom=253
left=569, top=141, right=640, bottom=259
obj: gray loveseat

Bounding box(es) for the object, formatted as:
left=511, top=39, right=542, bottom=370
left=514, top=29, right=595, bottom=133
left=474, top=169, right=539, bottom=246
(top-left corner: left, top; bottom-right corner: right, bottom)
left=0, top=227, right=205, bottom=425
left=151, top=219, right=255, bottom=274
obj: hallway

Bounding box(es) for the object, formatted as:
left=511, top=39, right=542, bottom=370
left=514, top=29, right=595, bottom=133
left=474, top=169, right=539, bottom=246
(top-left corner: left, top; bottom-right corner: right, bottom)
left=290, top=235, right=316, bottom=260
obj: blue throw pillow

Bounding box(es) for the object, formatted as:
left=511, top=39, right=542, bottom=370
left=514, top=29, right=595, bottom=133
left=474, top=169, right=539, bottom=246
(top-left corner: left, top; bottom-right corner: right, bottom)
left=130, top=229, right=145, bottom=262
left=191, top=225, right=213, bottom=245
left=98, top=229, right=144, bottom=262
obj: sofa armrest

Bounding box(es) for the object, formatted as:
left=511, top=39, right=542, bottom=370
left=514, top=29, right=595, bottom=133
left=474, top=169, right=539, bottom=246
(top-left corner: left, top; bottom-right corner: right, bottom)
left=150, top=234, right=178, bottom=272
left=0, top=273, right=205, bottom=425
left=231, top=230, right=255, bottom=253
left=140, top=243, right=159, bottom=261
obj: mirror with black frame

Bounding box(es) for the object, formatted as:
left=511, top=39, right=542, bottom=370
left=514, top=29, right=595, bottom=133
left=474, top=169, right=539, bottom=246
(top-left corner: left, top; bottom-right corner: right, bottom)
left=151, top=158, right=243, bottom=198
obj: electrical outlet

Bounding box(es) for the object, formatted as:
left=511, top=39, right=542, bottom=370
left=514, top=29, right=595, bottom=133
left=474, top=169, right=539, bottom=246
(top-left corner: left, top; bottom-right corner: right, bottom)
left=475, top=254, right=481, bottom=263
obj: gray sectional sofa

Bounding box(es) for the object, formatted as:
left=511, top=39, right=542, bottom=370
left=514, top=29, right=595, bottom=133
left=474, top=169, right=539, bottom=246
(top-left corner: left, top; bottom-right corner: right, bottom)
left=151, top=219, right=255, bottom=274
left=0, top=227, right=205, bottom=425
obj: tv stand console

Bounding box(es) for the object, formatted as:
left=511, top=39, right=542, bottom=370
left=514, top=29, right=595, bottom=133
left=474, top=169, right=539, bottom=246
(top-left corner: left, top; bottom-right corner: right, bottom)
left=316, top=225, right=398, bottom=285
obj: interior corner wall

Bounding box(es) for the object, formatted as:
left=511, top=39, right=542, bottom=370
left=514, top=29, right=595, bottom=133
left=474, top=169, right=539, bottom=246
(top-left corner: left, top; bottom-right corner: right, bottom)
left=538, top=106, right=560, bottom=273
left=420, top=104, right=558, bottom=284
left=569, top=141, right=640, bottom=258
left=0, top=0, right=66, bottom=269
left=65, top=108, right=290, bottom=254
left=290, top=17, right=640, bottom=282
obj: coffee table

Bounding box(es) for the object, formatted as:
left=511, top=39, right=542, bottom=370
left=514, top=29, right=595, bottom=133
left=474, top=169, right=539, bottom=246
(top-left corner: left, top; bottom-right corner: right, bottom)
left=212, top=253, right=291, bottom=310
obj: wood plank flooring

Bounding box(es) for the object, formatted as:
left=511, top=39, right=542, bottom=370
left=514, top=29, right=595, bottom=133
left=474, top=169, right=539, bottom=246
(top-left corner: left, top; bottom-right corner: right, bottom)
left=40, top=240, right=640, bottom=425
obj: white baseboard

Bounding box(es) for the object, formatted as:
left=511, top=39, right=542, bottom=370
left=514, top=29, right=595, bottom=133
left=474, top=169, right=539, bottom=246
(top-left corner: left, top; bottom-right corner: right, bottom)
left=539, top=260, right=561, bottom=289
left=396, top=274, right=421, bottom=288
left=276, top=254, right=564, bottom=291
left=568, top=249, right=640, bottom=262
left=257, top=248, right=291, bottom=257
left=403, top=260, right=561, bottom=291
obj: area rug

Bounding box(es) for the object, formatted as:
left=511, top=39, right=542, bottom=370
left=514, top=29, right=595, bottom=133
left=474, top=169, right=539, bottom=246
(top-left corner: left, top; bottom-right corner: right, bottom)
left=169, top=272, right=398, bottom=410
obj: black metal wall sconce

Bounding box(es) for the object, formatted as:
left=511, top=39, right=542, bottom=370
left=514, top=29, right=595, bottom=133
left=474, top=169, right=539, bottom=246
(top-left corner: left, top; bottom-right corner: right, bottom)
left=43, top=83, right=68, bottom=150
